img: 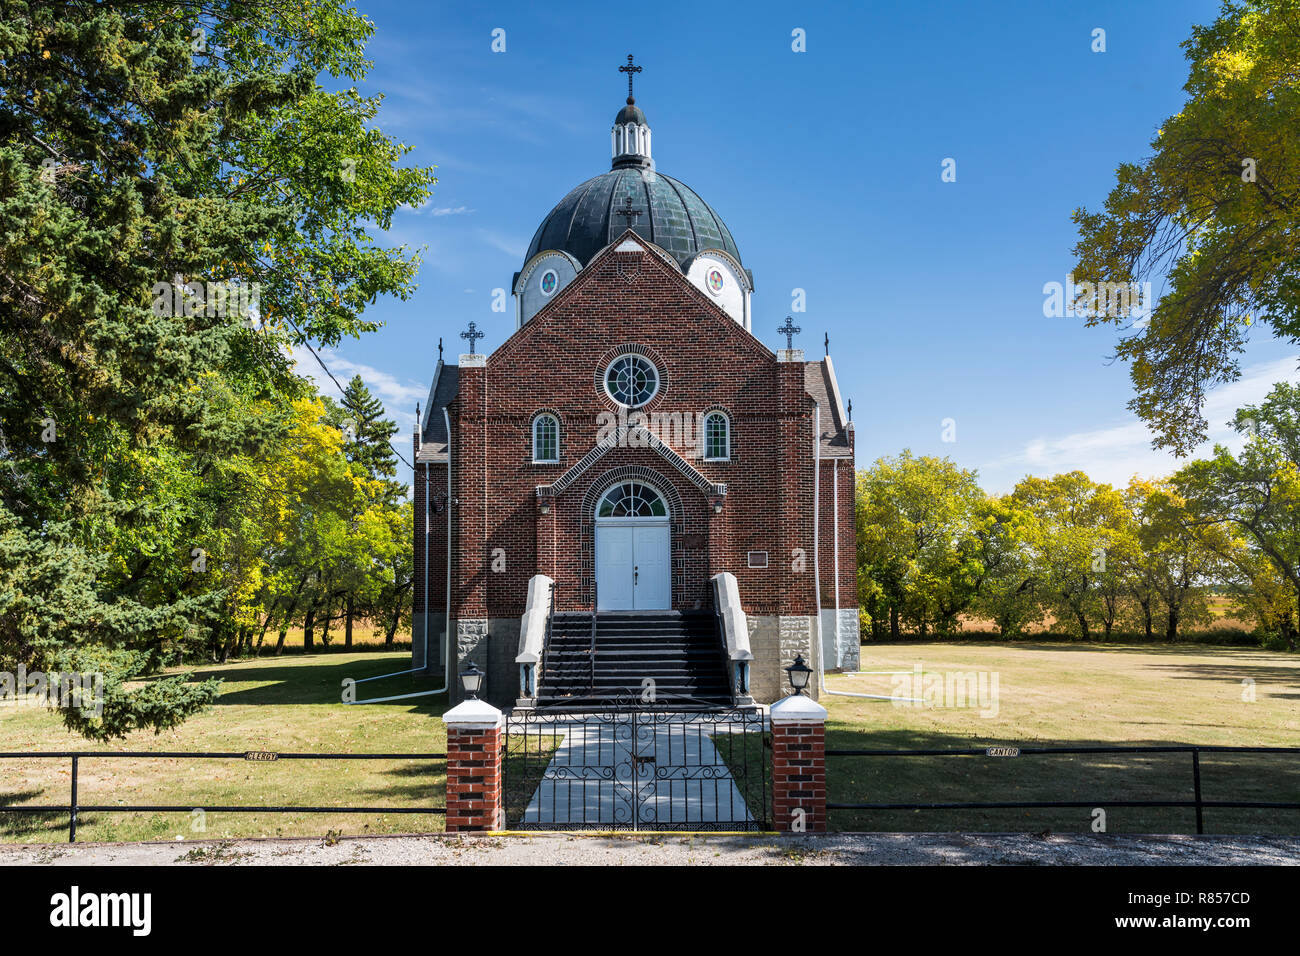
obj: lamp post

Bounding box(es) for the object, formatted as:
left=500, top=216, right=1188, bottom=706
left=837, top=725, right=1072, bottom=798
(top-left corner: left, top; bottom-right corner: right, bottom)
left=784, top=654, right=812, bottom=696
left=460, top=661, right=484, bottom=700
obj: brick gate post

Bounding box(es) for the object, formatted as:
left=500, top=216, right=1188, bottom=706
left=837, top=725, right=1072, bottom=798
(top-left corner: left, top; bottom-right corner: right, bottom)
left=770, top=694, right=828, bottom=833
left=443, top=698, right=504, bottom=832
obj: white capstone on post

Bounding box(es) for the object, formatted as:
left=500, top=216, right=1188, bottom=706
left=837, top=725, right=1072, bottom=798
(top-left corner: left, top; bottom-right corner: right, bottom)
left=769, top=694, right=828, bottom=834
left=443, top=698, right=504, bottom=832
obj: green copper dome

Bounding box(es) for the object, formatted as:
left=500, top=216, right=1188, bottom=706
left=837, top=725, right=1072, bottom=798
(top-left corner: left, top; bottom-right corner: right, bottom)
left=523, top=167, right=742, bottom=269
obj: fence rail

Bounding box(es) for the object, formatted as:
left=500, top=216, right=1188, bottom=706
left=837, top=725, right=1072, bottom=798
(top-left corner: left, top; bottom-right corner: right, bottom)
left=0, top=750, right=447, bottom=843
left=825, top=744, right=1300, bottom=834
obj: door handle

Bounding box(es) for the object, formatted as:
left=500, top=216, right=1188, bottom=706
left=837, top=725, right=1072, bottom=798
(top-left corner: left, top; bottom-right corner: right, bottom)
left=634, top=565, right=638, bottom=585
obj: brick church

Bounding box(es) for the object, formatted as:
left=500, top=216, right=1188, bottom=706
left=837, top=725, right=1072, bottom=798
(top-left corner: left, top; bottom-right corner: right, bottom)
left=413, top=59, right=858, bottom=709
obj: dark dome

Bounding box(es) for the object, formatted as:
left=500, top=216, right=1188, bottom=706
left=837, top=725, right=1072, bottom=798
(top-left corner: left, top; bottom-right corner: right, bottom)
left=524, top=167, right=741, bottom=269
left=615, top=103, right=647, bottom=125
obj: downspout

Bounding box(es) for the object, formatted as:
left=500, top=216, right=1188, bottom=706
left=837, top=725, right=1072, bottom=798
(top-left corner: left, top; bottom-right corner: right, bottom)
left=817, top=403, right=909, bottom=701
left=348, top=410, right=454, bottom=704
left=833, top=457, right=841, bottom=666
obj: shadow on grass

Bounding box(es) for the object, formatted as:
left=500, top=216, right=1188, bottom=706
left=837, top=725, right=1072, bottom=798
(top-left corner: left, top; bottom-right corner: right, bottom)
left=177, top=657, right=450, bottom=712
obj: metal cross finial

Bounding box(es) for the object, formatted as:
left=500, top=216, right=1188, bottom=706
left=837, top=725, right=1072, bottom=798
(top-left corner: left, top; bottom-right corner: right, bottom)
left=460, top=321, right=484, bottom=353
left=616, top=195, right=642, bottom=226
left=824, top=332, right=829, bottom=356
left=619, top=54, right=642, bottom=103
left=778, top=316, right=802, bottom=350
left=847, top=398, right=853, bottom=421
left=438, top=336, right=443, bottom=361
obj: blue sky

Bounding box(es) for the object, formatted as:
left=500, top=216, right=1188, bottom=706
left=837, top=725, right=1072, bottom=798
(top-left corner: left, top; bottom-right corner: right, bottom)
left=305, top=0, right=1298, bottom=493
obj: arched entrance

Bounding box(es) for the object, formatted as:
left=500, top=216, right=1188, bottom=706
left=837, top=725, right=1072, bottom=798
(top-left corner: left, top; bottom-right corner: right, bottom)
left=594, top=481, right=671, bottom=611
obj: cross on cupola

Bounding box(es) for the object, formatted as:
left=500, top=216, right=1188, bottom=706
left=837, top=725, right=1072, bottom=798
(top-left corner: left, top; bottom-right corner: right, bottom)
left=778, top=316, right=802, bottom=350
left=619, top=54, right=641, bottom=104
left=460, top=321, right=484, bottom=354
left=616, top=195, right=642, bottom=226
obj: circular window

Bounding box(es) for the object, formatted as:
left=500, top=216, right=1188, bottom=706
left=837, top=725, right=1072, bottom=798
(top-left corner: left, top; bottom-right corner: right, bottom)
left=539, top=269, right=558, bottom=296
left=604, top=354, right=659, bottom=406
left=706, top=267, right=725, bottom=296
left=597, top=482, right=668, bottom=518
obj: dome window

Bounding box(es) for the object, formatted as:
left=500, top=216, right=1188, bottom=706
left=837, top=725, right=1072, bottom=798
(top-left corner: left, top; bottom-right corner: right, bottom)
left=539, top=269, right=558, bottom=296
left=706, top=268, right=725, bottom=296
left=604, top=354, right=659, bottom=407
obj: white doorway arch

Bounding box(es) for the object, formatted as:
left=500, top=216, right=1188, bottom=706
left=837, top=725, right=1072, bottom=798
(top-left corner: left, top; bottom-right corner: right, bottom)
left=594, top=482, right=671, bottom=611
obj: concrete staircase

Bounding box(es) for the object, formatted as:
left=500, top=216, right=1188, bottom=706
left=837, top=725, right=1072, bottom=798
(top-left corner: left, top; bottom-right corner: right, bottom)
left=536, top=611, right=731, bottom=710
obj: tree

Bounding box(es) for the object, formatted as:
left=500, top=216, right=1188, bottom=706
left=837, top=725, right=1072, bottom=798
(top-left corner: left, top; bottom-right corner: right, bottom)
left=856, top=452, right=985, bottom=636
left=1173, top=382, right=1300, bottom=647
left=0, top=1, right=434, bottom=737
left=1070, top=0, right=1300, bottom=454
left=1011, top=473, right=1128, bottom=640
left=970, top=496, right=1043, bottom=637
left=1125, top=479, right=1220, bottom=642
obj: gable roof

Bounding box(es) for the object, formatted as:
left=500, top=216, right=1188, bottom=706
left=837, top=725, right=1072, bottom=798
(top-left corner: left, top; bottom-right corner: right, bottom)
left=417, top=360, right=459, bottom=463
left=805, top=357, right=852, bottom=458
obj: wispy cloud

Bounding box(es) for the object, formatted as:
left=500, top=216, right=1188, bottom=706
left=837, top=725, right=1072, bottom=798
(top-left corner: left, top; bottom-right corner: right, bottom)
left=980, top=356, right=1300, bottom=492
left=289, top=345, right=427, bottom=433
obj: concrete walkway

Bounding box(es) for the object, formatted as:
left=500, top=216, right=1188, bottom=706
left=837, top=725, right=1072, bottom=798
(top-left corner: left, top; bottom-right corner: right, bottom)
left=515, top=714, right=757, bottom=828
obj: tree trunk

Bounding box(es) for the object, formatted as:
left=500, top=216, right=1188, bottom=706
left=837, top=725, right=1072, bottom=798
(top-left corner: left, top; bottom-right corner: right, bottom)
left=1166, top=604, right=1179, bottom=643
left=304, top=605, right=316, bottom=651
left=1074, top=609, right=1090, bottom=641
left=345, top=596, right=354, bottom=650
left=890, top=604, right=899, bottom=639
left=320, top=598, right=332, bottom=647
left=1140, top=598, right=1153, bottom=640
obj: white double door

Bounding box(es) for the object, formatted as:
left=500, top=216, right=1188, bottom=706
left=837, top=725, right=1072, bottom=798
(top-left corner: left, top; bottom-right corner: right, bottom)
left=595, top=520, right=671, bottom=611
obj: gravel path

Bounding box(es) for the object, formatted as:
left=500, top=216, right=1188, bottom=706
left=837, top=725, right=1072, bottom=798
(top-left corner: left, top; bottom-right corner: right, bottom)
left=3, top=832, right=1298, bottom=866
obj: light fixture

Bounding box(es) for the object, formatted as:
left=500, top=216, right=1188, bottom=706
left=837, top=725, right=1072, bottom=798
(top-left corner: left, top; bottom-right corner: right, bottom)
left=539, top=500, right=551, bottom=515
left=713, top=499, right=723, bottom=513
left=460, top=661, right=484, bottom=700
left=785, top=654, right=812, bottom=696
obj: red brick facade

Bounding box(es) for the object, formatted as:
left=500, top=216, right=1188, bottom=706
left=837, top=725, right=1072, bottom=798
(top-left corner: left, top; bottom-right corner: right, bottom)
left=412, top=231, right=858, bottom=697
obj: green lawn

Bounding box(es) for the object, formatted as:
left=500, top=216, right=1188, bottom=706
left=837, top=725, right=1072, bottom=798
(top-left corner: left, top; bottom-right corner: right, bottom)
left=823, top=642, right=1300, bottom=834
left=0, top=653, right=449, bottom=843
left=3, top=642, right=1297, bottom=842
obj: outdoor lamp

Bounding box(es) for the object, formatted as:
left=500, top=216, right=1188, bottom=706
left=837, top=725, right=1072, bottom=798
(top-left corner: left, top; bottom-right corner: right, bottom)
left=460, top=661, right=484, bottom=700
left=785, top=654, right=812, bottom=696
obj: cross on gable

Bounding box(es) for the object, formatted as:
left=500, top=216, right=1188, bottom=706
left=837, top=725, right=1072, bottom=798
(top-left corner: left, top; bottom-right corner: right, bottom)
left=460, top=321, right=484, bottom=354
left=778, top=316, right=802, bottom=349
left=619, top=54, right=641, bottom=103
left=616, top=195, right=642, bottom=226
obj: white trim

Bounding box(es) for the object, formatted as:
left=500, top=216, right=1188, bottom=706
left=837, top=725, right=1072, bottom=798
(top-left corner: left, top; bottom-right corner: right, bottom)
left=702, top=410, right=730, bottom=461
left=532, top=413, right=559, bottom=463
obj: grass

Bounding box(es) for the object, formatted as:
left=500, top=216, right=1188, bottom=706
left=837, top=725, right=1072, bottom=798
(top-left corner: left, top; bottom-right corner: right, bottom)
left=823, top=641, right=1300, bottom=834
left=0, top=652, right=449, bottom=844
left=3, top=641, right=1297, bottom=841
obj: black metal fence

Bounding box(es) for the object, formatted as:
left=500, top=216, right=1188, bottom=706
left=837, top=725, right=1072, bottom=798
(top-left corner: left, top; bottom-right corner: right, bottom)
left=0, top=750, right=447, bottom=843
left=825, top=744, right=1300, bottom=834
left=504, top=696, right=770, bottom=831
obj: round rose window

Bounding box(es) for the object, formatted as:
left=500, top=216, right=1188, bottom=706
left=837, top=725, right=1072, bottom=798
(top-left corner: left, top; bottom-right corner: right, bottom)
left=540, top=269, right=558, bottom=296
left=706, top=268, right=725, bottom=295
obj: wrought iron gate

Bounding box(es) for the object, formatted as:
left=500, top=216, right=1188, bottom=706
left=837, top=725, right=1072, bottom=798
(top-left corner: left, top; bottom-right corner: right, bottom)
left=503, top=695, right=770, bottom=831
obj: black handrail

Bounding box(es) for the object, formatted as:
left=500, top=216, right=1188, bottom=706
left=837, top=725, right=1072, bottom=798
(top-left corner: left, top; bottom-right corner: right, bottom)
left=0, top=750, right=448, bottom=843
left=588, top=578, right=598, bottom=693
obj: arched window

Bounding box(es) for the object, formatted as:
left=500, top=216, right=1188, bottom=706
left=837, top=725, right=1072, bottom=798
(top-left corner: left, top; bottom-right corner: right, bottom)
left=597, top=482, right=668, bottom=518
left=703, top=412, right=730, bottom=461
left=532, top=414, right=559, bottom=463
